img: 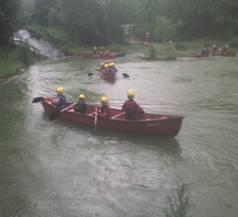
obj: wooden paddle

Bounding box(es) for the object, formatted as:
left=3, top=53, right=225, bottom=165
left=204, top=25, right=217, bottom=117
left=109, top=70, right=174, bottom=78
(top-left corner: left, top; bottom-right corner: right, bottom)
left=32, top=97, right=44, bottom=103
left=49, top=103, right=76, bottom=121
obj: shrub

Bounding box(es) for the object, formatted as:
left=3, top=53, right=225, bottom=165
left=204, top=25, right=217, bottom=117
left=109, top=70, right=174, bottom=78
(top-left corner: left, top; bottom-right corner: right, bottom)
left=153, top=16, right=177, bottom=42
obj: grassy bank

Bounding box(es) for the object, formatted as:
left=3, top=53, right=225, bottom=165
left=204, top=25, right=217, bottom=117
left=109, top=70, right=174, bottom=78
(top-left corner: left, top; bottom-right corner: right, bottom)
left=142, top=38, right=238, bottom=58
left=26, top=24, right=138, bottom=55
left=0, top=45, right=36, bottom=79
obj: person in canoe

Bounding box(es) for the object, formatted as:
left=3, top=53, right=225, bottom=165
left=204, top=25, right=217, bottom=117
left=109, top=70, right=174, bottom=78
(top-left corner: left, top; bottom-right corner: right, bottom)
left=97, top=62, right=106, bottom=73
left=200, top=47, right=210, bottom=57
left=221, top=44, right=235, bottom=56
left=108, top=62, right=117, bottom=75
left=122, top=89, right=144, bottom=120
left=74, top=94, right=87, bottom=113
left=98, top=96, right=110, bottom=118
left=93, top=46, right=99, bottom=54
left=54, top=87, right=67, bottom=109
left=210, top=44, right=218, bottom=56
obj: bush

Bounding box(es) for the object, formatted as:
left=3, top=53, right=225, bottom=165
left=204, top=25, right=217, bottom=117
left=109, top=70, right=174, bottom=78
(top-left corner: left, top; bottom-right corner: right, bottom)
left=153, top=16, right=177, bottom=42
left=228, top=36, right=238, bottom=47
left=175, top=43, right=187, bottom=50
left=17, top=45, right=35, bottom=66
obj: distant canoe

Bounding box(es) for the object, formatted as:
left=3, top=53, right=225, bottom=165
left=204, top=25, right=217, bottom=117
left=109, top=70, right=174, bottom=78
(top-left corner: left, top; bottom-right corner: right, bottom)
left=40, top=98, right=184, bottom=137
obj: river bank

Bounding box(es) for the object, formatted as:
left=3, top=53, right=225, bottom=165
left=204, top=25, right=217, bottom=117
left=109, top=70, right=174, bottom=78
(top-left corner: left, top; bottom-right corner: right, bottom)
left=0, top=45, right=37, bottom=79
left=1, top=26, right=237, bottom=80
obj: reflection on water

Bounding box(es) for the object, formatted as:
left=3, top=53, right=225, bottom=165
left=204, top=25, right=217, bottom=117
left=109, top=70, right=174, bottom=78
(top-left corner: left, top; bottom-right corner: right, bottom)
left=0, top=56, right=238, bottom=217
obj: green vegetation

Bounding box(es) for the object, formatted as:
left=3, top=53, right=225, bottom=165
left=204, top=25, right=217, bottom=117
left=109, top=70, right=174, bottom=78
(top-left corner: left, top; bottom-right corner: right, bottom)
left=0, top=46, right=36, bottom=78
left=0, top=0, right=18, bottom=46
left=26, top=24, right=81, bottom=55
left=0, top=0, right=238, bottom=78
left=143, top=39, right=238, bottom=58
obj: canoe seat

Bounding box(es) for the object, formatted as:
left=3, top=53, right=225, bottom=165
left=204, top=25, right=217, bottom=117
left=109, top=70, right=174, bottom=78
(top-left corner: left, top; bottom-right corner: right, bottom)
left=159, top=116, right=168, bottom=120
left=88, top=112, right=95, bottom=116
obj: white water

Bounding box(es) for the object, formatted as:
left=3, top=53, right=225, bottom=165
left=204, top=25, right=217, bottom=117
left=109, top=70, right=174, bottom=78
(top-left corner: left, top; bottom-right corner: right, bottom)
left=14, top=30, right=65, bottom=60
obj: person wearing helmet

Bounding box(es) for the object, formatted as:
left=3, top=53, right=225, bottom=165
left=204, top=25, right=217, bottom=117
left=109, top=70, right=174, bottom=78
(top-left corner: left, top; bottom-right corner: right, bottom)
left=93, top=46, right=98, bottom=54
left=55, top=87, right=67, bottom=109
left=108, top=62, right=117, bottom=75
left=222, top=44, right=232, bottom=56
left=200, top=47, right=209, bottom=57
left=74, top=94, right=87, bottom=113
left=101, top=63, right=109, bottom=74
left=98, top=96, right=110, bottom=118
left=122, top=89, right=144, bottom=120
left=210, top=44, right=217, bottom=56
left=97, top=62, right=106, bottom=73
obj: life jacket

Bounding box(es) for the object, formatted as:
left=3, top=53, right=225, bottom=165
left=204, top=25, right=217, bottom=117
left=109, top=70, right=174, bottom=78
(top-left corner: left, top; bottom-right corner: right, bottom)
left=75, top=102, right=87, bottom=113
left=55, top=94, right=67, bottom=109
left=99, top=105, right=110, bottom=118
left=122, top=100, right=142, bottom=119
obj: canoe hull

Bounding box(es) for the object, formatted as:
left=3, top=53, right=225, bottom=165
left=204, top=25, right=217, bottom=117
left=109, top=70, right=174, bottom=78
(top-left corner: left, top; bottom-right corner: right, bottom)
left=41, top=99, right=184, bottom=137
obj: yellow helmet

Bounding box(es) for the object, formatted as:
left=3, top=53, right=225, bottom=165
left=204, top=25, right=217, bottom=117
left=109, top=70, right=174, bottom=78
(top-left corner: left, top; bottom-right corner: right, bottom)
left=108, top=62, right=114, bottom=67
left=100, top=96, right=108, bottom=104
left=56, top=87, right=64, bottom=94
left=127, top=89, right=135, bottom=99
left=104, top=64, right=109, bottom=68
left=79, top=94, right=86, bottom=100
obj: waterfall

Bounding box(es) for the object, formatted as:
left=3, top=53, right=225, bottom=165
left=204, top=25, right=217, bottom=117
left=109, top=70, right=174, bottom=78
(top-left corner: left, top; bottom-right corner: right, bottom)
left=14, top=30, right=65, bottom=60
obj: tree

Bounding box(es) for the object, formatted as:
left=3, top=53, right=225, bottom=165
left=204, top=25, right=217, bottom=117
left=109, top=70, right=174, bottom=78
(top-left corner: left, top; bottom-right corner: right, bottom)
left=0, top=0, right=18, bottom=45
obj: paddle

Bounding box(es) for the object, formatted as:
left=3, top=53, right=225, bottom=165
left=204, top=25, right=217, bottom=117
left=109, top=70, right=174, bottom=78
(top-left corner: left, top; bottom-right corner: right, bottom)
left=49, top=103, right=76, bottom=121
left=32, top=97, right=44, bottom=103
left=94, top=107, right=98, bottom=129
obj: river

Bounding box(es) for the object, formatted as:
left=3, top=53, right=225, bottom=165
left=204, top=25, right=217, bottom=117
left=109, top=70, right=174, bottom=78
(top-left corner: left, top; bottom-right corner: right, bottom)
left=0, top=55, right=238, bottom=217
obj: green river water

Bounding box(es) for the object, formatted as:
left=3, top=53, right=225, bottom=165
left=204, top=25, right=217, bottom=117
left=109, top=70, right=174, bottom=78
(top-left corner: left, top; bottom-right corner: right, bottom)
left=0, top=55, right=238, bottom=217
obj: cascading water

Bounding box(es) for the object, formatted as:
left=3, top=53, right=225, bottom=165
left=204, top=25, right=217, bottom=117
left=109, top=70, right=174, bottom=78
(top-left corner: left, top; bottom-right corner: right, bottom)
left=14, top=30, right=65, bottom=60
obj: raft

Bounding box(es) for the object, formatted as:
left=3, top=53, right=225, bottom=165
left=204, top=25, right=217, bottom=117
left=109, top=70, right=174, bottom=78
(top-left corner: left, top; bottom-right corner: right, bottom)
left=40, top=98, right=184, bottom=137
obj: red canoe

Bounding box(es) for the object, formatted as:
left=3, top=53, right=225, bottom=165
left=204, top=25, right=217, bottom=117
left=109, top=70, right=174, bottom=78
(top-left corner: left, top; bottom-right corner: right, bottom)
left=100, top=71, right=116, bottom=82
left=81, top=53, right=115, bottom=59
left=98, top=69, right=117, bottom=82
left=40, top=98, right=184, bottom=137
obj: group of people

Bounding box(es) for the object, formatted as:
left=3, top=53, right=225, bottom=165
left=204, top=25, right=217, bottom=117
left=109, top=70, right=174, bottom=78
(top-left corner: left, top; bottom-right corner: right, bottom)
left=198, top=44, right=235, bottom=57
left=54, top=87, right=144, bottom=120
left=98, top=62, right=117, bottom=75
left=92, top=46, right=110, bottom=56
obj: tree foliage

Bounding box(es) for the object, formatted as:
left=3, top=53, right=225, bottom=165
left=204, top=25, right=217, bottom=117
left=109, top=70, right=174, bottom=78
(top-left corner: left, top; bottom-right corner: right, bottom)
left=2, top=0, right=237, bottom=46
left=0, top=0, right=18, bottom=45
